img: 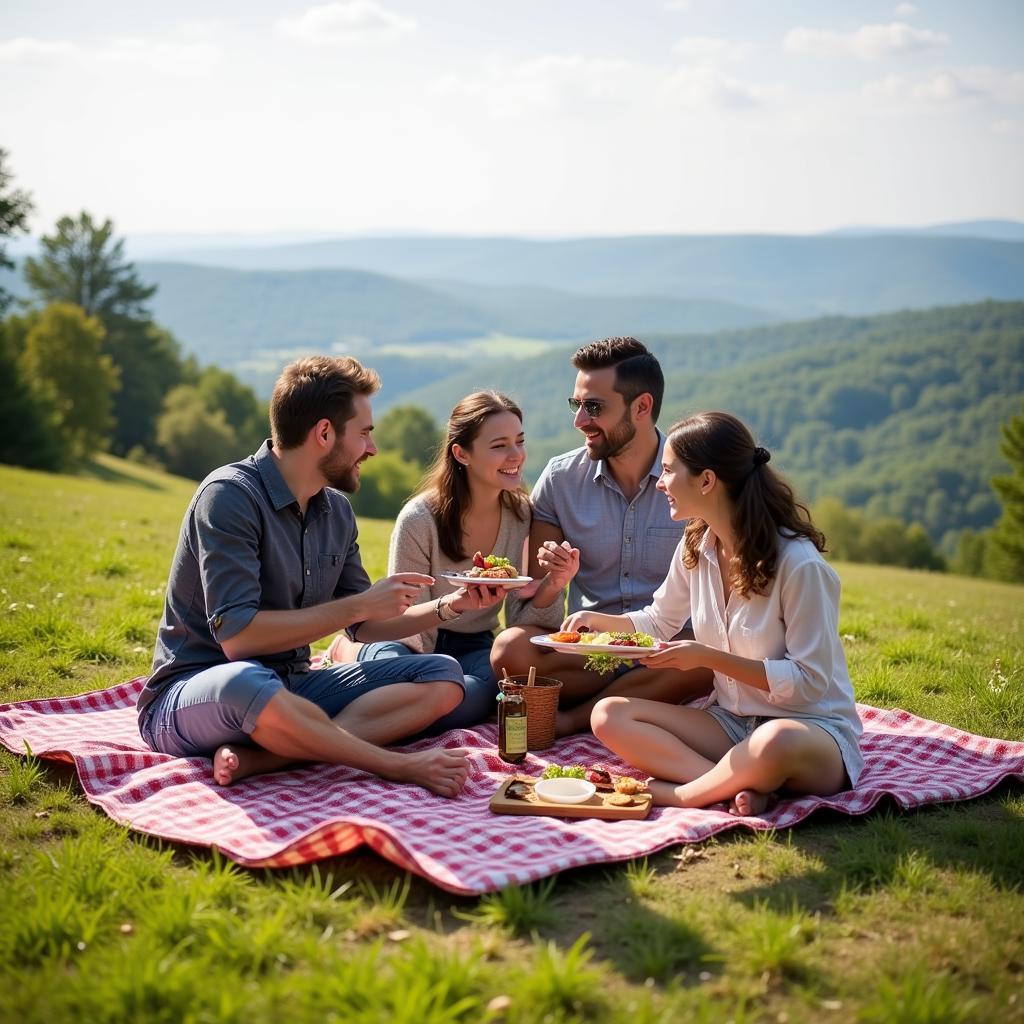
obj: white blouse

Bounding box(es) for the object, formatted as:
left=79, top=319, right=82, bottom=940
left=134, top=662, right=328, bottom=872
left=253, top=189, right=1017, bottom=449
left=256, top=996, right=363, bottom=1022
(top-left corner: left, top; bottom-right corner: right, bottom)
left=628, top=529, right=862, bottom=743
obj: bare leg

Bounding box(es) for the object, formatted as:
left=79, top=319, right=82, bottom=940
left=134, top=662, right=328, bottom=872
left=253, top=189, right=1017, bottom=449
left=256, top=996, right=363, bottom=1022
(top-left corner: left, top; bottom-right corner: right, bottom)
left=557, top=665, right=713, bottom=737
left=215, top=682, right=464, bottom=790
left=591, top=697, right=734, bottom=779
left=649, top=719, right=848, bottom=812
left=491, top=627, right=713, bottom=736
left=333, top=682, right=462, bottom=745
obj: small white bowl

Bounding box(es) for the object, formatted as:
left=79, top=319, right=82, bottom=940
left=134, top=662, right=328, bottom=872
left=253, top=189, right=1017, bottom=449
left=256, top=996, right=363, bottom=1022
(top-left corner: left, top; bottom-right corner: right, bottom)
left=534, top=777, right=597, bottom=804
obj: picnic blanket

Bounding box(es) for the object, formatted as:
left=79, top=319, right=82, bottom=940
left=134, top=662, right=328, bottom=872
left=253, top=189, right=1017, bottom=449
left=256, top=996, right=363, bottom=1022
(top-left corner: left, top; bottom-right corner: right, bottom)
left=1, top=677, right=1022, bottom=895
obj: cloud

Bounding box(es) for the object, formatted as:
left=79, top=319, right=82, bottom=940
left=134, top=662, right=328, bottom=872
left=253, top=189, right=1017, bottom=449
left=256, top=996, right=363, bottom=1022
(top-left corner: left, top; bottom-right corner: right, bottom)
left=893, top=3, right=917, bottom=16
left=863, top=71, right=976, bottom=103
left=661, top=65, right=766, bottom=109
left=433, top=54, right=638, bottom=117
left=673, top=36, right=753, bottom=63
left=277, top=1, right=416, bottom=44
left=784, top=21, right=948, bottom=61
left=0, top=37, right=78, bottom=61
left=863, top=67, right=1024, bottom=105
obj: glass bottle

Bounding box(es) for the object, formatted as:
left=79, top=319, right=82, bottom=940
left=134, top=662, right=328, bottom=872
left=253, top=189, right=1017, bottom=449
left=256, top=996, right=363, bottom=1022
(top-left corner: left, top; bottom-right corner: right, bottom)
left=497, top=686, right=528, bottom=764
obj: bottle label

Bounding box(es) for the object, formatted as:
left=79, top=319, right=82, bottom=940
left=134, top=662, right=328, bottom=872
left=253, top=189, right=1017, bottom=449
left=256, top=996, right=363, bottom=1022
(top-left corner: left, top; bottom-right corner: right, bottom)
left=504, top=716, right=528, bottom=754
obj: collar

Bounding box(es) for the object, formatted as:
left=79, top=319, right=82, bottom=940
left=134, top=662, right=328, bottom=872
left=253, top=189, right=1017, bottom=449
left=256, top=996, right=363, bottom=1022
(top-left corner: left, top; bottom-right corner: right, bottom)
left=592, top=429, right=668, bottom=483
left=253, top=440, right=302, bottom=513
left=698, top=526, right=722, bottom=566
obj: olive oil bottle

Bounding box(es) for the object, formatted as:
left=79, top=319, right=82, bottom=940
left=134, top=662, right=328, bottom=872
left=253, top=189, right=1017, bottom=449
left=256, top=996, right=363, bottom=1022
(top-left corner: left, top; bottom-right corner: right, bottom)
left=497, top=686, right=528, bottom=764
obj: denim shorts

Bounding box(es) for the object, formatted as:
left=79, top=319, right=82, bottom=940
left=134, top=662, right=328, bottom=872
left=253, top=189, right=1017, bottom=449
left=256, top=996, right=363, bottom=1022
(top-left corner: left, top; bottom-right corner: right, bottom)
left=139, top=653, right=463, bottom=759
left=357, top=629, right=498, bottom=733
left=705, top=704, right=864, bottom=787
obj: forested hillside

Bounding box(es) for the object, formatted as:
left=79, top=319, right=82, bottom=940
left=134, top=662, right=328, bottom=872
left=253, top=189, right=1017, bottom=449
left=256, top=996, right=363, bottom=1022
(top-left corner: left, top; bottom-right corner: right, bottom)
left=398, top=302, right=1024, bottom=550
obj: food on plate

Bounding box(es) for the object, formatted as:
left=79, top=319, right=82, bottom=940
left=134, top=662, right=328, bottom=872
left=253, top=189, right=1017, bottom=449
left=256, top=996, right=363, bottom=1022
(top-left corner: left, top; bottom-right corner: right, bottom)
left=613, top=775, right=646, bottom=796
left=548, top=630, right=584, bottom=644
left=465, top=551, right=519, bottom=579
left=585, top=767, right=614, bottom=791
left=541, top=763, right=588, bottom=780
left=606, top=793, right=635, bottom=807
left=580, top=631, right=658, bottom=649
left=505, top=780, right=532, bottom=801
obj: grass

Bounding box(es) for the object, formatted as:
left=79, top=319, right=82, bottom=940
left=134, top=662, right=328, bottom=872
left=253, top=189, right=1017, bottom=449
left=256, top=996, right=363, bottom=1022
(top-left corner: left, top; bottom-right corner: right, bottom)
left=1, top=455, right=1023, bottom=1023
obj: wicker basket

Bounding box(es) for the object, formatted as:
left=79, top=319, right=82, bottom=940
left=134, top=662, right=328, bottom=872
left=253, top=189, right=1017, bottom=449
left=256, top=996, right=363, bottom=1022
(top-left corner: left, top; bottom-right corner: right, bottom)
left=502, top=675, right=562, bottom=751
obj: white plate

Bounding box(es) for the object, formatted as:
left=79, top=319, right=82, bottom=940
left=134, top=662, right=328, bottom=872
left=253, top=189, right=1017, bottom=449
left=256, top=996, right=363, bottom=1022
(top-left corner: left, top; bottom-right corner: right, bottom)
left=530, top=635, right=667, bottom=658
left=440, top=571, right=533, bottom=591
left=534, top=778, right=597, bottom=804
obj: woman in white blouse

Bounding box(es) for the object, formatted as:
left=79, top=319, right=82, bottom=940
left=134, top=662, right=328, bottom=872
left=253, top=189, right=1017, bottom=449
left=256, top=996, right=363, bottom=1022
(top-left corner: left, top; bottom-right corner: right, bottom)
left=568, top=411, right=863, bottom=815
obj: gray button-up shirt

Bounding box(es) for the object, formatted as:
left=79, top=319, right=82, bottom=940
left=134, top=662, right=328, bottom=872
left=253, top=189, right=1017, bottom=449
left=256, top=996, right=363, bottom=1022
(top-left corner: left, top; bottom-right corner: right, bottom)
left=530, top=432, right=684, bottom=616
left=138, top=441, right=371, bottom=718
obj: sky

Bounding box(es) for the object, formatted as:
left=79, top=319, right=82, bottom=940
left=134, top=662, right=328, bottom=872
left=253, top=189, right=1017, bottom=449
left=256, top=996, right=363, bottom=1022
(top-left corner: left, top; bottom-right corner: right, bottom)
left=2, top=0, right=1023, bottom=238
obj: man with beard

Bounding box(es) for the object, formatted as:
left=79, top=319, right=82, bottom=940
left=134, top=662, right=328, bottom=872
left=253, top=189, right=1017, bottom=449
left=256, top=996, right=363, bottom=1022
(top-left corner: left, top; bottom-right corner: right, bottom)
left=491, top=337, right=712, bottom=735
left=136, top=356, right=471, bottom=796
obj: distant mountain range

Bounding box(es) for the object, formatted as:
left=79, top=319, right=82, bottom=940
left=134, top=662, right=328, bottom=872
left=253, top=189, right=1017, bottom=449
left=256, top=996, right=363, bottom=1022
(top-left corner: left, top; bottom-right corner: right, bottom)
left=95, top=233, right=1024, bottom=321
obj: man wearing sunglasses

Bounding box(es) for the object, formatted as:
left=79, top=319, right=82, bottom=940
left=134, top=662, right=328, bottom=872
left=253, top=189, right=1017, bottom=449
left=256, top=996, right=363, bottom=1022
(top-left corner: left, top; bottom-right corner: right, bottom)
left=491, top=337, right=712, bottom=736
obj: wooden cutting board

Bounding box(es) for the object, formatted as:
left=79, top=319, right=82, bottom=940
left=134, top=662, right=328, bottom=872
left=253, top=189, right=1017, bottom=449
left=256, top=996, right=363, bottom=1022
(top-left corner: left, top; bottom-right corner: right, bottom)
left=489, top=776, right=653, bottom=820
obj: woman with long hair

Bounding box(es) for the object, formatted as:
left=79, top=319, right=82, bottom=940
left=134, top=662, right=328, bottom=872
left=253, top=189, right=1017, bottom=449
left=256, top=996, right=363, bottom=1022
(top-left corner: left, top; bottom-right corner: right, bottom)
left=568, top=411, right=863, bottom=814
left=333, top=391, right=563, bottom=731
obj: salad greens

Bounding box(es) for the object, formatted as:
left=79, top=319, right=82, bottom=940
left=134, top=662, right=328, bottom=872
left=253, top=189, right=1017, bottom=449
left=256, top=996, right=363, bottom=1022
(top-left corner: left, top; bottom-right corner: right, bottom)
left=540, top=764, right=588, bottom=780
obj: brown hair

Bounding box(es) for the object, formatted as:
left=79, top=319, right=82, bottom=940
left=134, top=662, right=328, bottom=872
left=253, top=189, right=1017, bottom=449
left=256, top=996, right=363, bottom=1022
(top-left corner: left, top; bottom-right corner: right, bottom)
left=270, top=356, right=381, bottom=449
left=668, top=412, right=826, bottom=598
left=571, top=336, right=665, bottom=423
left=418, top=391, right=528, bottom=561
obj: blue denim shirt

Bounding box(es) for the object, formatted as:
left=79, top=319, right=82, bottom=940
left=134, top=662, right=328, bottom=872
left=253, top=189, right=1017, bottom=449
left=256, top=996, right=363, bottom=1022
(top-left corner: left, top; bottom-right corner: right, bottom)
left=138, top=440, right=371, bottom=717
left=530, top=432, right=684, bottom=616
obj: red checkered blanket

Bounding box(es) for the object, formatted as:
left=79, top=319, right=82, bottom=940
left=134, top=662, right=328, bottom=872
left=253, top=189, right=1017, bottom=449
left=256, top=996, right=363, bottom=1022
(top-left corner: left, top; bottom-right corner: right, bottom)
left=1, top=678, right=1021, bottom=895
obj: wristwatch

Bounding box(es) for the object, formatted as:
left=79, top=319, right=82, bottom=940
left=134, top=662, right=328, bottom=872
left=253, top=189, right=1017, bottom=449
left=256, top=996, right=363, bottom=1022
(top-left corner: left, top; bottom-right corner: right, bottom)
left=436, top=595, right=460, bottom=622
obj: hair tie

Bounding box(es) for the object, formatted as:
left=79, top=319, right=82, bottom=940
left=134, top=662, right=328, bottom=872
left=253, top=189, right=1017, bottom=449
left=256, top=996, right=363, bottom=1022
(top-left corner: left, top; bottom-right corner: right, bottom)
left=752, top=446, right=770, bottom=467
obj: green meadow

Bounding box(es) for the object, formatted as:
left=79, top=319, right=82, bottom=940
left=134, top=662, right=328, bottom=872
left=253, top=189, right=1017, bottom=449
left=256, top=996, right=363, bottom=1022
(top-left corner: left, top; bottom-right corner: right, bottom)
left=1, top=457, right=1022, bottom=1023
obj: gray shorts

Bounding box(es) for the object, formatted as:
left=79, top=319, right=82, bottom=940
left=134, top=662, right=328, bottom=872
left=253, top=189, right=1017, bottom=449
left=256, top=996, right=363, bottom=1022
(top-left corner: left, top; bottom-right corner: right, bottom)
left=705, top=704, right=864, bottom=788
left=139, top=653, right=464, bottom=759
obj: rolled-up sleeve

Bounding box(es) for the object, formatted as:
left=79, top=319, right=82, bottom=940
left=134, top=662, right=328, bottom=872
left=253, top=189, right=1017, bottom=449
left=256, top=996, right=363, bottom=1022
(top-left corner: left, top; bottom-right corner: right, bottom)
left=763, top=560, right=839, bottom=706
left=190, top=482, right=262, bottom=644
left=628, top=542, right=690, bottom=641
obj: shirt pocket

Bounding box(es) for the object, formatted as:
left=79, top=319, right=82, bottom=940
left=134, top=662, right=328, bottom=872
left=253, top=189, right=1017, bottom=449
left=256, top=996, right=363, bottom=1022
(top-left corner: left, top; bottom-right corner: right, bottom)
left=318, top=553, right=346, bottom=601
left=641, top=528, right=683, bottom=578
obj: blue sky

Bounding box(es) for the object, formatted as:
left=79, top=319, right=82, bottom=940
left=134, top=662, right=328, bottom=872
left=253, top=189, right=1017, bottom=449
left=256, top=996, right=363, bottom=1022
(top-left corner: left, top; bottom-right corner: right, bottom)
left=2, top=1, right=1022, bottom=236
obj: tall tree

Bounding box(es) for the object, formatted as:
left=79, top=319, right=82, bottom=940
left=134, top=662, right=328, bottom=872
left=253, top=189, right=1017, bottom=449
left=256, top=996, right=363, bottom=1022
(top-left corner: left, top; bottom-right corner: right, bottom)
left=23, top=212, right=154, bottom=321
left=18, top=303, right=120, bottom=462
left=0, top=318, right=62, bottom=470
left=196, top=365, right=268, bottom=452
left=155, top=385, right=240, bottom=480
left=985, top=403, right=1024, bottom=582
left=374, top=404, right=442, bottom=468
left=0, top=148, right=34, bottom=314
left=23, top=212, right=179, bottom=455
left=105, top=321, right=184, bottom=455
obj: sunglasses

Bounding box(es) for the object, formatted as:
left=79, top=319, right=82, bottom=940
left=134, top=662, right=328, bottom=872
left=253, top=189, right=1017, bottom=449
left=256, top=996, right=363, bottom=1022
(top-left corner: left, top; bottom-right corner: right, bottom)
left=567, top=397, right=605, bottom=418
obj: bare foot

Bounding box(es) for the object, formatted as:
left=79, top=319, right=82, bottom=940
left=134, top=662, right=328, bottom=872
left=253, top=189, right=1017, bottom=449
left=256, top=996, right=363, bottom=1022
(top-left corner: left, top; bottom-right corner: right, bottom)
left=728, top=789, right=775, bottom=816
left=211, top=745, right=295, bottom=786
left=212, top=745, right=240, bottom=786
